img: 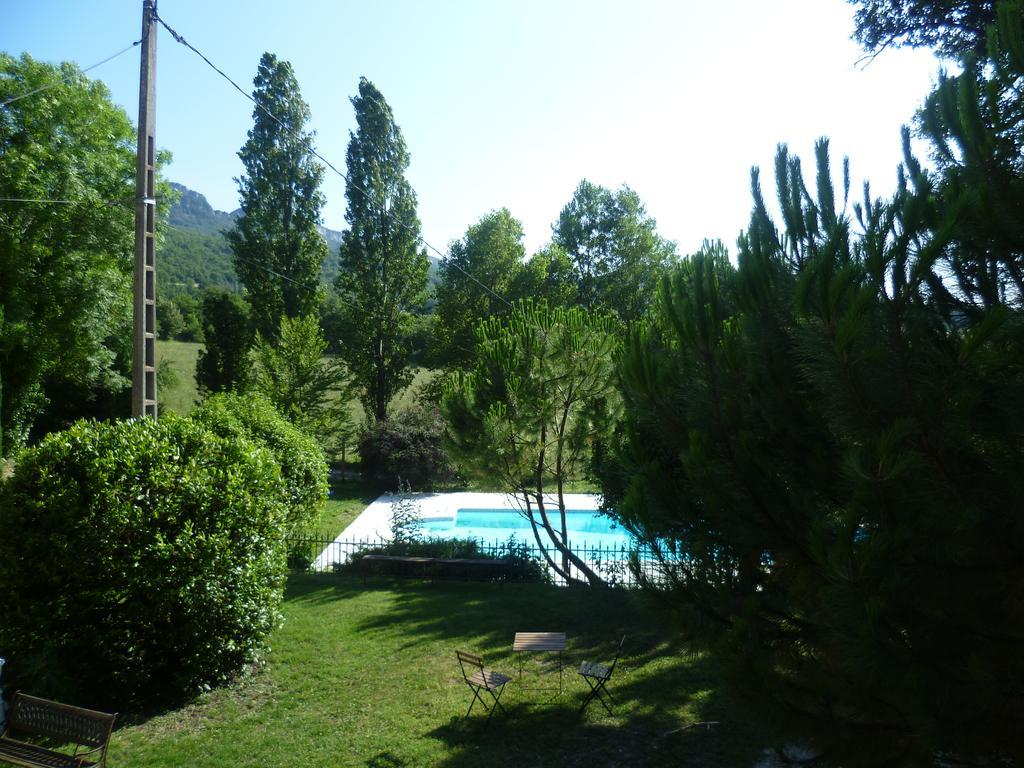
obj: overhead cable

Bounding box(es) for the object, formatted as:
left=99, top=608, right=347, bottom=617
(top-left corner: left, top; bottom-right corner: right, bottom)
left=0, top=40, right=142, bottom=109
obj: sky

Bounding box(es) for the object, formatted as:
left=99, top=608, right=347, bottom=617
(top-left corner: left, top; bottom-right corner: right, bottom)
left=3, top=1, right=947, bottom=259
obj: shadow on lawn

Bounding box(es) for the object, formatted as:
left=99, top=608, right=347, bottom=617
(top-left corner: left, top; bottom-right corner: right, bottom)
left=428, top=704, right=733, bottom=768
left=286, top=574, right=683, bottom=664
left=286, top=574, right=771, bottom=766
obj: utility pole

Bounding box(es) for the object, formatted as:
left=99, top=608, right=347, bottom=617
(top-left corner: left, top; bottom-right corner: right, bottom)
left=133, top=0, right=158, bottom=418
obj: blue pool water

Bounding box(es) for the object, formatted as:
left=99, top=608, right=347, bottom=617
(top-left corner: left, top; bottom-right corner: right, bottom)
left=420, top=508, right=633, bottom=549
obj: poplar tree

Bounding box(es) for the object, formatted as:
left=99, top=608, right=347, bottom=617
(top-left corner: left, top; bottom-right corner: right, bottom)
left=335, top=78, right=429, bottom=422
left=227, top=52, right=327, bottom=341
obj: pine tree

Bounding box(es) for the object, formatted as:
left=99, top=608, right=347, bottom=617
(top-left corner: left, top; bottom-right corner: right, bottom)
left=607, top=114, right=1024, bottom=763
left=335, top=78, right=429, bottom=422
left=848, top=0, right=998, bottom=58
left=226, top=52, right=327, bottom=341
left=443, top=301, right=620, bottom=585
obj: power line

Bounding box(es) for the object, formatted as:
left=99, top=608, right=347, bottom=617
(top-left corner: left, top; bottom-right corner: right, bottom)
left=0, top=194, right=358, bottom=308
left=0, top=195, right=137, bottom=209
left=152, top=10, right=513, bottom=310
left=0, top=197, right=94, bottom=204
left=0, top=40, right=142, bottom=109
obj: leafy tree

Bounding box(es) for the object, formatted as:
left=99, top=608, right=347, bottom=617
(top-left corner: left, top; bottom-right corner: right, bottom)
left=226, top=52, right=327, bottom=340
left=443, top=301, right=619, bottom=585
left=335, top=77, right=430, bottom=422
left=158, top=296, right=186, bottom=340
left=247, top=313, right=351, bottom=446
left=0, top=54, right=135, bottom=455
left=318, top=290, right=348, bottom=354
left=172, top=293, right=205, bottom=342
left=848, top=0, right=998, bottom=58
left=195, top=290, right=254, bottom=395
left=433, top=208, right=525, bottom=368
left=553, top=180, right=675, bottom=321
left=510, top=244, right=579, bottom=308
left=606, top=89, right=1024, bottom=763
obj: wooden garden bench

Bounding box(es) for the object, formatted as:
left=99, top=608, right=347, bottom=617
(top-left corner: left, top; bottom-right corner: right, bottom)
left=0, top=692, right=116, bottom=768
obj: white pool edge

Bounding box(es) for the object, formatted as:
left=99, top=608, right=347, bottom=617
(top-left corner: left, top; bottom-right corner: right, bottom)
left=313, top=491, right=601, bottom=570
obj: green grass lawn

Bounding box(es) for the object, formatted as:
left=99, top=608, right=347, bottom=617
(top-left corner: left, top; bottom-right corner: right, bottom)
left=109, top=575, right=773, bottom=767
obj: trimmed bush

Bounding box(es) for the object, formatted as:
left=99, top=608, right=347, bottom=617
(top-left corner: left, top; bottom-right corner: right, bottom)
left=358, top=404, right=453, bottom=490
left=0, top=415, right=289, bottom=711
left=192, top=392, right=328, bottom=534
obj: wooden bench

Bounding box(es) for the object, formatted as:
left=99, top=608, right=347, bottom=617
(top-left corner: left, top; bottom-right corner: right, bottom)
left=358, top=554, right=511, bottom=584
left=0, top=692, right=116, bottom=768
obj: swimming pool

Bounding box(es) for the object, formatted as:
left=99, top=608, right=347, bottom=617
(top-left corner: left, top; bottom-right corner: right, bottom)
left=420, top=507, right=634, bottom=549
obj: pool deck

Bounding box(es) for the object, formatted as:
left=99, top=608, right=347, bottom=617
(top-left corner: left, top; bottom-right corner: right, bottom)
left=313, top=491, right=600, bottom=570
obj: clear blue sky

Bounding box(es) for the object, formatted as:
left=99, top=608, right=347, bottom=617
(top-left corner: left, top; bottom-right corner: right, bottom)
left=4, top=0, right=944, bottom=258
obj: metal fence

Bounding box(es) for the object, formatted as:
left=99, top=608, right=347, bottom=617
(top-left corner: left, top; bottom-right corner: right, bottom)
left=285, top=534, right=673, bottom=588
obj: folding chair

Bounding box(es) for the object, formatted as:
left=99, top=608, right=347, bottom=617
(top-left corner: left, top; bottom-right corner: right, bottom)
left=577, top=635, right=625, bottom=716
left=456, top=650, right=511, bottom=723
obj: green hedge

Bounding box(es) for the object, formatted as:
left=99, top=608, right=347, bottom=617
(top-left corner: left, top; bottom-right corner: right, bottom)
left=192, top=392, right=328, bottom=534
left=0, top=415, right=289, bottom=710
left=340, top=537, right=549, bottom=583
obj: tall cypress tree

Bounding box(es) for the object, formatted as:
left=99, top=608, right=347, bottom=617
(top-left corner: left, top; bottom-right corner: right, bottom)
left=227, top=52, right=327, bottom=341
left=335, top=77, right=429, bottom=422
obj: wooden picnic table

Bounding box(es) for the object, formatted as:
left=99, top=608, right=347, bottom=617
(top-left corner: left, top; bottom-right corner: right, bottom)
left=513, top=631, right=566, bottom=693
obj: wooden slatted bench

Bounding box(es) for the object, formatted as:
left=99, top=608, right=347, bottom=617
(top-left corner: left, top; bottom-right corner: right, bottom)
left=358, top=554, right=511, bottom=584
left=0, top=692, right=116, bottom=768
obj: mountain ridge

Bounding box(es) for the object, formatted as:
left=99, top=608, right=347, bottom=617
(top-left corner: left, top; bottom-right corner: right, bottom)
left=162, top=182, right=435, bottom=295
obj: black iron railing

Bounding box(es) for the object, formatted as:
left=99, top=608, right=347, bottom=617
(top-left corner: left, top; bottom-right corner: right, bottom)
left=285, top=534, right=672, bottom=588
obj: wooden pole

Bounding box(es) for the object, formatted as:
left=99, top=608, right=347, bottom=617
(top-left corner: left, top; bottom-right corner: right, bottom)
left=133, top=0, right=158, bottom=418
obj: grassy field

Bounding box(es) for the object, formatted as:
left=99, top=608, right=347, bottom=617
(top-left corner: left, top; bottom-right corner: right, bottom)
left=157, top=339, right=438, bottom=420
left=109, top=575, right=773, bottom=767
left=156, top=340, right=202, bottom=415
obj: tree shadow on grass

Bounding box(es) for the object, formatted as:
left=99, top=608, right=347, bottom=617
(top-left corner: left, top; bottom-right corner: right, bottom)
left=284, top=572, right=368, bottom=602
left=366, top=751, right=409, bottom=767
left=429, top=700, right=742, bottom=768
left=285, top=573, right=773, bottom=765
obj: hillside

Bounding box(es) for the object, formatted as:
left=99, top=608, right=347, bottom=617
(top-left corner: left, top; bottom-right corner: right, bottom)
left=161, top=183, right=437, bottom=295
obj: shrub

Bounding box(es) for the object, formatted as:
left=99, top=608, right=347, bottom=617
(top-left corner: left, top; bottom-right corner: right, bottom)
left=358, top=404, right=453, bottom=490
left=388, top=483, right=423, bottom=544
left=0, top=415, right=289, bottom=711
left=192, top=392, right=328, bottom=534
